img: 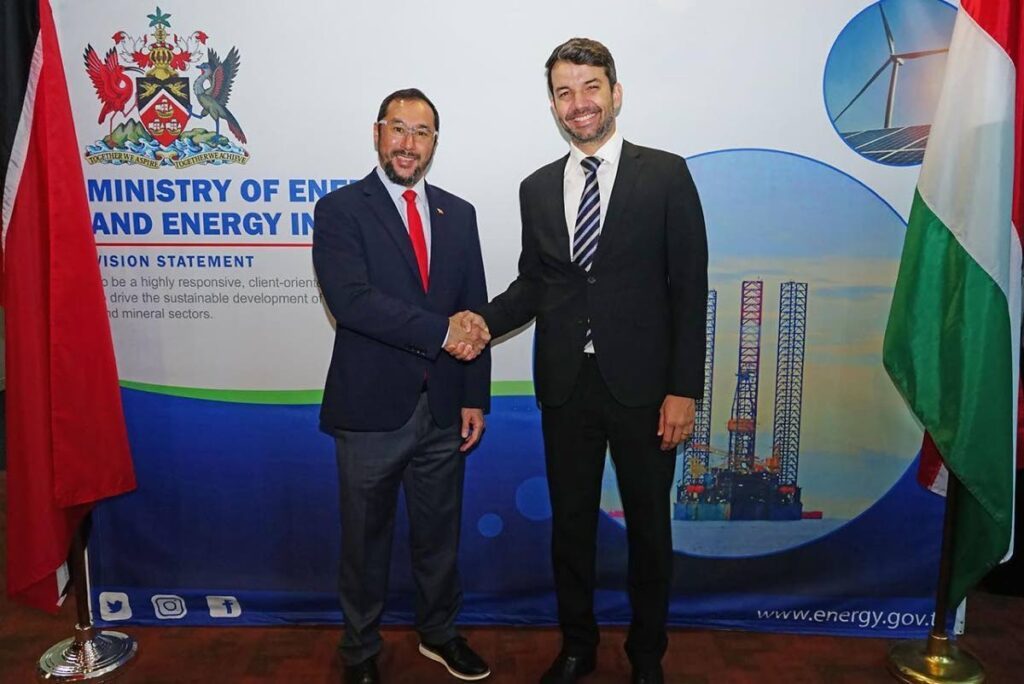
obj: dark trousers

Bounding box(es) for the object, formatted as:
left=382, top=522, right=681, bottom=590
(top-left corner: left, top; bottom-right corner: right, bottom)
left=541, top=355, right=675, bottom=668
left=335, top=393, right=465, bottom=665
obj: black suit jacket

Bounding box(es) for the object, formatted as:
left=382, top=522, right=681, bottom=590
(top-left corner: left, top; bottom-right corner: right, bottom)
left=477, top=141, right=707, bottom=407
left=312, top=170, right=490, bottom=432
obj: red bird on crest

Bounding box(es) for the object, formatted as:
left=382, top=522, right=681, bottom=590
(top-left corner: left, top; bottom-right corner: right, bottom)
left=83, top=44, right=142, bottom=133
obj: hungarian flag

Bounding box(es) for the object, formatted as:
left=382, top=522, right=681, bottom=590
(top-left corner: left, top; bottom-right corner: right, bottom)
left=883, top=0, right=1022, bottom=607
left=2, top=0, right=135, bottom=612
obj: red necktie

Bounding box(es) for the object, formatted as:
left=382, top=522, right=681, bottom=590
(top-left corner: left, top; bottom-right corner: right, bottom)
left=402, top=189, right=429, bottom=291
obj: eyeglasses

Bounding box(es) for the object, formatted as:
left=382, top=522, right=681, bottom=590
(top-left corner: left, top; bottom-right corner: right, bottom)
left=377, top=120, right=437, bottom=143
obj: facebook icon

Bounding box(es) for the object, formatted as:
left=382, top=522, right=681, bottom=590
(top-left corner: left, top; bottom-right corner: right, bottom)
left=206, top=595, right=242, bottom=618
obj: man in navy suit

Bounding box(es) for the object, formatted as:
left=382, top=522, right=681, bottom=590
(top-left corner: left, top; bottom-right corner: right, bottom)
left=313, top=88, right=492, bottom=684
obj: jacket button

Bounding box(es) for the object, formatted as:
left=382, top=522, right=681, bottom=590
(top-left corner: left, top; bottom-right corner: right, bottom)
left=587, top=276, right=597, bottom=285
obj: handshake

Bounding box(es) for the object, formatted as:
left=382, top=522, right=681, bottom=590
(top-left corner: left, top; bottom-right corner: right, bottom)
left=445, top=311, right=490, bottom=361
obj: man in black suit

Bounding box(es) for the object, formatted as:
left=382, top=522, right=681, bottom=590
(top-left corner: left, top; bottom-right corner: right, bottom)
left=464, top=38, right=708, bottom=684
left=313, top=88, right=492, bottom=684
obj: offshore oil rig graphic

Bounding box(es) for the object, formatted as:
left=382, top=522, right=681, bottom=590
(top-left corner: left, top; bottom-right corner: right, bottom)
left=676, top=280, right=819, bottom=522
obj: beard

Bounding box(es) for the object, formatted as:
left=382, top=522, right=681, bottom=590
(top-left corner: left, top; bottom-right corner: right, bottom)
left=380, top=148, right=432, bottom=187
left=559, top=106, right=615, bottom=146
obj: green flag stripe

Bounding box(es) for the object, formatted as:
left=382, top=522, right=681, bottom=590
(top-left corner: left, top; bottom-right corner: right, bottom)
left=883, top=190, right=1014, bottom=606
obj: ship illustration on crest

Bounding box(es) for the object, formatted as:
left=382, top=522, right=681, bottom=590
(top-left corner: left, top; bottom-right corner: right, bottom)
left=83, top=6, right=249, bottom=168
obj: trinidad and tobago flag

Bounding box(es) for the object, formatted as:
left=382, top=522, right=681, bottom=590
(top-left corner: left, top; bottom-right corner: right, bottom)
left=2, top=1, right=134, bottom=612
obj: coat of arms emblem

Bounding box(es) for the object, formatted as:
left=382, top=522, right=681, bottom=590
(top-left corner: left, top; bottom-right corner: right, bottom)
left=83, top=7, right=248, bottom=168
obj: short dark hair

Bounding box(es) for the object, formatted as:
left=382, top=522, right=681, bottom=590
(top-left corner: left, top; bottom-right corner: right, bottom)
left=545, top=38, right=617, bottom=95
left=376, top=88, right=440, bottom=131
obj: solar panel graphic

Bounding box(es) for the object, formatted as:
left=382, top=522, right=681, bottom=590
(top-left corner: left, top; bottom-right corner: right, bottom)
left=841, top=124, right=930, bottom=165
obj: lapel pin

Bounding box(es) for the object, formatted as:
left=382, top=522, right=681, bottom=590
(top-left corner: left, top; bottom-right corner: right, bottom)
left=436, top=207, right=444, bottom=216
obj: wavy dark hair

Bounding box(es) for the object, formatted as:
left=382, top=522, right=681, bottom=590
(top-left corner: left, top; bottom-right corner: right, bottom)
left=545, top=38, right=617, bottom=94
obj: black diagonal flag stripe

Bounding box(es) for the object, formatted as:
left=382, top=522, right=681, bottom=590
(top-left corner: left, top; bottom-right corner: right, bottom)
left=2, top=0, right=40, bottom=203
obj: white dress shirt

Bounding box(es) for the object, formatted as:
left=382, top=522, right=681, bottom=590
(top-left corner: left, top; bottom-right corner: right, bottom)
left=563, top=130, right=623, bottom=353
left=375, top=165, right=432, bottom=268
left=375, top=165, right=447, bottom=347
left=563, top=130, right=623, bottom=247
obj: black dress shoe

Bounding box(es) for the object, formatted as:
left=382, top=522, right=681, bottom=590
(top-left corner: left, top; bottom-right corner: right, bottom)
left=539, top=651, right=596, bottom=683
left=419, top=636, right=491, bottom=681
left=344, top=657, right=379, bottom=684
left=631, top=664, right=664, bottom=684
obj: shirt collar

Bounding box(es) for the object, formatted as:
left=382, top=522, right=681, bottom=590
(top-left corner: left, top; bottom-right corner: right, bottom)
left=375, top=164, right=427, bottom=205
left=568, top=129, right=623, bottom=171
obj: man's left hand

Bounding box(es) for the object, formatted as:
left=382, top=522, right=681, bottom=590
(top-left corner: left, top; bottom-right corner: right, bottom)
left=658, top=395, right=695, bottom=451
left=460, top=408, right=485, bottom=452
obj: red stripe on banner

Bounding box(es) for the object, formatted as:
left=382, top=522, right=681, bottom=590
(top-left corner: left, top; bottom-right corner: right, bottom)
left=4, top=0, right=135, bottom=613
left=964, top=0, right=1023, bottom=244
left=95, top=242, right=312, bottom=248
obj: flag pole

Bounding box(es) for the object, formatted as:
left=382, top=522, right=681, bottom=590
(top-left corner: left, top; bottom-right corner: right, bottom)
left=887, top=473, right=985, bottom=683
left=37, top=519, right=137, bottom=681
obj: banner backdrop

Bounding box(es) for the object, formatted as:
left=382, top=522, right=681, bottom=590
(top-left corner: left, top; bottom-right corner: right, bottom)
left=52, top=0, right=964, bottom=635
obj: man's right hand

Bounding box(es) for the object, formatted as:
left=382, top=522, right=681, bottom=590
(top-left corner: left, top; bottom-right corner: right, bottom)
left=445, top=311, right=490, bottom=361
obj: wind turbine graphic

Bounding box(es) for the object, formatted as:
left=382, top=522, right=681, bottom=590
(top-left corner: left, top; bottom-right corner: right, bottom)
left=832, top=2, right=949, bottom=130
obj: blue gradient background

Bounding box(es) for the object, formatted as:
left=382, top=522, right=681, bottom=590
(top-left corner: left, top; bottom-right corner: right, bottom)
left=90, top=390, right=945, bottom=635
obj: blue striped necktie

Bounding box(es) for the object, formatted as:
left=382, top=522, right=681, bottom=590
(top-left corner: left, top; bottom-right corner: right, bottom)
left=573, top=156, right=601, bottom=348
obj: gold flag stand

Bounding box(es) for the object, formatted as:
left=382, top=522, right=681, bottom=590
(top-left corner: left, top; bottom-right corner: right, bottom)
left=887, top=475, right=985, bottom=683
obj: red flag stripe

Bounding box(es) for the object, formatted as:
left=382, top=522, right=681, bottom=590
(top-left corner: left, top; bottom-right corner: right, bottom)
left=5, top=0, right=135, bottom=613
left=918, top=432, right=949, bottom=494
left=963, top=0, right=1023, bottom=243
left=963, top=0, right=1024, bottom=67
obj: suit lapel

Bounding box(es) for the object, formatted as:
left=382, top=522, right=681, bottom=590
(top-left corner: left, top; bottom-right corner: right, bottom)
left=361, top=170, right=422, bottom=287
left=424, top=183, right=452, bottom=297
left=594, top=140, right=642, bottom=271
left=539, top=155, right=574, bottom=268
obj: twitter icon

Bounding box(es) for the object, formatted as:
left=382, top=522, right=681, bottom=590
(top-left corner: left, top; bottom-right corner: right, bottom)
left=98, top=592, right=132, bottom=621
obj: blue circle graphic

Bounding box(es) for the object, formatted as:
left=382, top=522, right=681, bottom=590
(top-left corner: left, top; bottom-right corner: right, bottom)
left=477, top=513, right=504, bottom=538
left=823, top=0, right=956, bottom=166
left=598, top=148, right=923, bottom=558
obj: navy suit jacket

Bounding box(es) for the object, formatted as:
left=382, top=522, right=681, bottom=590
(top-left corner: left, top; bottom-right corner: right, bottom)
left=312, top=170, right=490, bottom=433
